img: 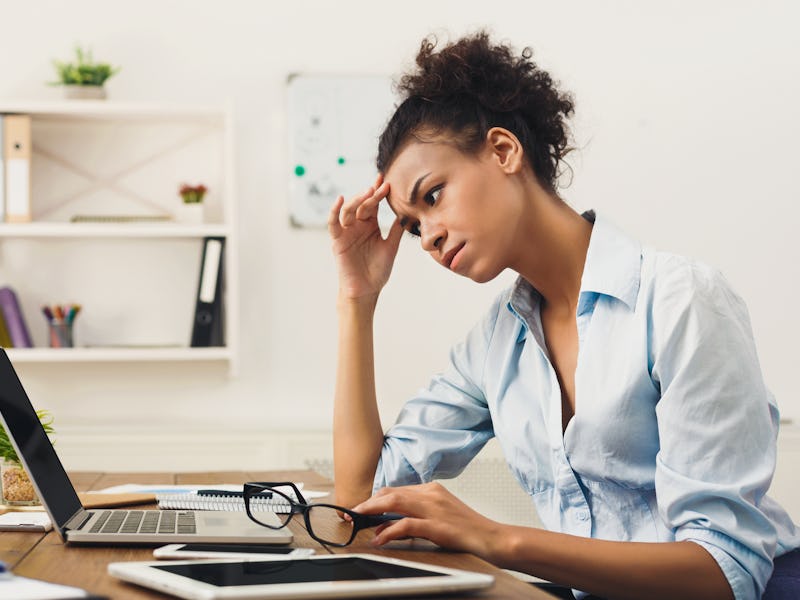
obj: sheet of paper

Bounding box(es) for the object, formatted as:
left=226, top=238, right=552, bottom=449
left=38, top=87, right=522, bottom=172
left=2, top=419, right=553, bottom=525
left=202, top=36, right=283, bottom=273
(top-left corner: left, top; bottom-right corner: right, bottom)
left=0, top=575, right=88, bottom=598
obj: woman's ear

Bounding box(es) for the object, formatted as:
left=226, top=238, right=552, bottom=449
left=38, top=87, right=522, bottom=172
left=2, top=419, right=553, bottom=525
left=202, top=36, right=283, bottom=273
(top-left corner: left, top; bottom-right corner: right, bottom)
left=485, top=127, right=524, bottom=174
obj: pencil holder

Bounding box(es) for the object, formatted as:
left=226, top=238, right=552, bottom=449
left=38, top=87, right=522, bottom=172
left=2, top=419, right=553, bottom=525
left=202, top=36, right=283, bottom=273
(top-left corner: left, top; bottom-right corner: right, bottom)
left=48, top=321, right=74, bottom=348
left=42, top=304, right=81, bottom=348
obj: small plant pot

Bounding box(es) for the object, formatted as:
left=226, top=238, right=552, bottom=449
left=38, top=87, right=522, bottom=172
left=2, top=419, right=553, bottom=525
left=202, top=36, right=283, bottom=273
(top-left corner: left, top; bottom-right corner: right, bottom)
left=63, top=84, right=107, bottom=100
left=176, top=202, right=205, bottom=224
left=1, top=459, right=40, bottom=505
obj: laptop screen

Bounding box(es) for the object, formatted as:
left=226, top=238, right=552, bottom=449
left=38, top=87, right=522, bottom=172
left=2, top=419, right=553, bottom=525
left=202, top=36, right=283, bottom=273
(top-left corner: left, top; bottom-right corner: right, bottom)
left=0, top=349, right=83, bottom=536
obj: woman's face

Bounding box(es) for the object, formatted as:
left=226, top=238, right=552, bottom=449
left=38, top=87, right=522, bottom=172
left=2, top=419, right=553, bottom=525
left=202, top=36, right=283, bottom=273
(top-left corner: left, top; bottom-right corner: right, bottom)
left=383, top=137, right=525, bottom=283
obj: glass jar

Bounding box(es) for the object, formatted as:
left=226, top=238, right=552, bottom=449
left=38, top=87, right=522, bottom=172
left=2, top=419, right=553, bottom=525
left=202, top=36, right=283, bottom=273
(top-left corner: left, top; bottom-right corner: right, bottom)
left=1, top=459, right=40, bottom=505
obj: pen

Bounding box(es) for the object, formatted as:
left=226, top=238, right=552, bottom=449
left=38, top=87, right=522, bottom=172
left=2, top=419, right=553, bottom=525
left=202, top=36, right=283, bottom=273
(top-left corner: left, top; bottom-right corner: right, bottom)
left=196, top=489, right=278, bottom=499
left=196, top=489, right=246, bottom=497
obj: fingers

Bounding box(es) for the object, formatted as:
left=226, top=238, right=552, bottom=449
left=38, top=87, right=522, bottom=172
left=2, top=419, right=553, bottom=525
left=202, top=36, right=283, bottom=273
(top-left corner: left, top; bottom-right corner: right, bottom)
left=329, top=176, right=390, bottom=240
left=385, top=217, right=404, bottom=249
left=370, top=518, right=431, bottom=547
left=327, top=195, right=345, bottom=237
left=340, top=180, right=390, bottom=227
left=353, top=483, right=488, bottom=552
left=352, top=485, right=422, bottom=517
left=338, top=187, right=371, bottom=228
left=355, top=181, right=389, bottom=221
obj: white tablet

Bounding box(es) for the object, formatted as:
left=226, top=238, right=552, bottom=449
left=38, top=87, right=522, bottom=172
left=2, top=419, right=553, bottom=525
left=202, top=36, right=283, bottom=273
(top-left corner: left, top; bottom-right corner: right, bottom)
left=108, top=553, right=495, bottom=599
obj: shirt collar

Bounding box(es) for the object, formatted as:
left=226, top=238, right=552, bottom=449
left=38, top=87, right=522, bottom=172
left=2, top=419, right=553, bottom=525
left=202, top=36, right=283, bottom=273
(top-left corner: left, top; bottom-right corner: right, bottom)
left=579, top=210, right=642, bottom=311
left=507, top=210, right=642, bottom=325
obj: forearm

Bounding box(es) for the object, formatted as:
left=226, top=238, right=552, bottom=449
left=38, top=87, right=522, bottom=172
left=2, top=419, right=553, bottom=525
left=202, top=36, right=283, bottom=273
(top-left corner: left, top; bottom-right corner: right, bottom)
left=492, top=527, right=733, bottom=600
left=332, top=294, right=385, bottom=508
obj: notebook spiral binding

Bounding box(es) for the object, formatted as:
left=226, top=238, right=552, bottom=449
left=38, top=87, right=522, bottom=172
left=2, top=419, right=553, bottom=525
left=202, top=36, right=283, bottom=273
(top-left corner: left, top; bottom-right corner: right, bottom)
left=156, top=493, right=292, bottom=513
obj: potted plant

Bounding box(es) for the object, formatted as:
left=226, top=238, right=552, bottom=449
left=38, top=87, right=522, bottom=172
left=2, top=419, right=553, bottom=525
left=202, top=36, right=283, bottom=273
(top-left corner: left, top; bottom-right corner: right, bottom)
left=51, top=45, right=120, bottom=100
left=0, top=410, right=54, bottom=505
left=177, top=183, right=208, bottom=223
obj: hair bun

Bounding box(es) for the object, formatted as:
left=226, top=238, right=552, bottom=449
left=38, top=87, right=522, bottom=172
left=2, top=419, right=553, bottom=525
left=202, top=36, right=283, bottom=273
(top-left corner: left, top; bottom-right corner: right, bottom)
left=379, top=30, right=575, bottom=190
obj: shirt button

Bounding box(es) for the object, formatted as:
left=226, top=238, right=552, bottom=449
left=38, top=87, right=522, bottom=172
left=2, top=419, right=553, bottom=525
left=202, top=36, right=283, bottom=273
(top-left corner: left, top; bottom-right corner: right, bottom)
left=577, top=511, right=589, bottom=521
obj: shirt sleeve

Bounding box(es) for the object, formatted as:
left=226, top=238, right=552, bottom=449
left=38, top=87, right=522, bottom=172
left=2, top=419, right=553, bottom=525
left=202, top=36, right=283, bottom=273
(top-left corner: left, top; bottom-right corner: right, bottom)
left=373, top=295, right=502, bottom=491
left=650, top=257, right=780, bottom=600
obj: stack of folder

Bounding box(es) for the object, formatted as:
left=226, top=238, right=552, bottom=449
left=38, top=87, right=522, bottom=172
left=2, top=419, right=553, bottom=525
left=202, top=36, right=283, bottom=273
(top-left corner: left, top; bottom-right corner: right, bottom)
left=0, top=114, right=34, bottom=349
left=0, top=286, right=32, bottom=348
left=0, top=113, right=32, bottom=223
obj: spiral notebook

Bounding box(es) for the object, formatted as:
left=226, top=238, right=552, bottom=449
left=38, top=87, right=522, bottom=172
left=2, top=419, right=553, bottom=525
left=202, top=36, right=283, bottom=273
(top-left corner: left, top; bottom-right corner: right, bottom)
left=156, top=489, right=292, bottom=513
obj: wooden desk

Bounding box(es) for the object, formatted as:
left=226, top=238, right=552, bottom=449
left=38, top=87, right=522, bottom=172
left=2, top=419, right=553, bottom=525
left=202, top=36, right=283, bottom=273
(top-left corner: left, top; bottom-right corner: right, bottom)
left=1, top=470, right=552, bottom=599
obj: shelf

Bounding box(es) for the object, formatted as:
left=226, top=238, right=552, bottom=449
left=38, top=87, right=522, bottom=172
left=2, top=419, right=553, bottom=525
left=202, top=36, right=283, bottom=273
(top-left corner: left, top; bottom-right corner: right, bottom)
left=5, top=347, right=232, bottom=363
left=0, top=100, right=226, bottom=122
left=0, top=222, right=230, bottom=239
left=0, top=101, right=239, bottom=376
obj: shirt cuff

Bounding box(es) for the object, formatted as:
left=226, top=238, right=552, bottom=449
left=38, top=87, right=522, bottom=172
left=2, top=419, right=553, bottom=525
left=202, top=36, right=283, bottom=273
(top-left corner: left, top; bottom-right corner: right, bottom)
left=373, top=451, right=424, bottom=494
left=678, top=527, right=771, bottom=600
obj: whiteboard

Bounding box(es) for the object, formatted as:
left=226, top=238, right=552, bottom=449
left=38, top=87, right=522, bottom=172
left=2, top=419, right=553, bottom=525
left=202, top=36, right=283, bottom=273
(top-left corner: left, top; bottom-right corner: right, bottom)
left=287, top=74, right=397, bottom=227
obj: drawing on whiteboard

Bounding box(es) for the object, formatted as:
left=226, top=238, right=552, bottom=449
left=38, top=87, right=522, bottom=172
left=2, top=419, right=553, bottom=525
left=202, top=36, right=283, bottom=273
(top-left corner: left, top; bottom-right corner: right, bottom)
left=287, top=74, right=397, bottom=228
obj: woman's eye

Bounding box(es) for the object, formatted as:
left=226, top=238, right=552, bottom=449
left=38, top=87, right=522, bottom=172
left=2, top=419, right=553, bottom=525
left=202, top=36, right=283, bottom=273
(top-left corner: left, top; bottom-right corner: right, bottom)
left=400, top=217, right=420, bottom=237
left=424, top=186, right=442, bottom=206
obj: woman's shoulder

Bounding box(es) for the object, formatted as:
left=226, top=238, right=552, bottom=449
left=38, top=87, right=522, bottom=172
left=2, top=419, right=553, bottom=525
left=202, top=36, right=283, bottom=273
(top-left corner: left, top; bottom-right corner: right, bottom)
left=642, top=248, right=748, bottom=320
left=647, top=249, right=721, bottom=286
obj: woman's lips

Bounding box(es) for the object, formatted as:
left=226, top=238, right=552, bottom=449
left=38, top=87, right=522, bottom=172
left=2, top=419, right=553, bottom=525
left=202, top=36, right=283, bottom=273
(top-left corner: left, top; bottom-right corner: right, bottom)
left=443, top=242, right=466, bottom=270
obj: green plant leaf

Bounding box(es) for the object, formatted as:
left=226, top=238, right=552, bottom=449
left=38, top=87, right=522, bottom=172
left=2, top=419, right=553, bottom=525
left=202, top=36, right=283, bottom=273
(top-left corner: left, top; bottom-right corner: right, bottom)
left=0, top=409, right=55, bottom=464
left=50, top=45, right=119, bottom=87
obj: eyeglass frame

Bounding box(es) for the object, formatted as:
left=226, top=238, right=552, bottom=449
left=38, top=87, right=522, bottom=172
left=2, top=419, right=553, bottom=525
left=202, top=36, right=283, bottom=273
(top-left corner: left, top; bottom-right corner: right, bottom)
left=243, top=481, right=404, bottom=547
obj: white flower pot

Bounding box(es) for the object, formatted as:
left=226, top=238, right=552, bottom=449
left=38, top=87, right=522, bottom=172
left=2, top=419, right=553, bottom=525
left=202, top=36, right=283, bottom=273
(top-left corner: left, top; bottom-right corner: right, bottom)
left=63, top=85, right=107, bottom=100
left=176, top=202, right=205, bottom=224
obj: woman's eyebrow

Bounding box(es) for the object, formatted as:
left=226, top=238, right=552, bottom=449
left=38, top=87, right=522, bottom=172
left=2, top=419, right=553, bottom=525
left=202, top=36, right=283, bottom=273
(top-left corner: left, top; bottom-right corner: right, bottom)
left=385, top=171, right=431, bottom=215
left=408, top=172, right=432, bottom=206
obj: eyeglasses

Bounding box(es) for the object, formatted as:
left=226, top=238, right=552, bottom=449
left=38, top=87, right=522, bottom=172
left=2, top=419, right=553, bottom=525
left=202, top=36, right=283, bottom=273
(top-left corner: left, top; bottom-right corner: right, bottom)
left=243, top=481, right=404, bottom=547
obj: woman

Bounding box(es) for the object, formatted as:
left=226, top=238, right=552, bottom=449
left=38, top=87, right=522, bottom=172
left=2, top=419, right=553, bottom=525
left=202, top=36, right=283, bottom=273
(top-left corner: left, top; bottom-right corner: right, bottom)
left=327, top=31, right=799, bottom=600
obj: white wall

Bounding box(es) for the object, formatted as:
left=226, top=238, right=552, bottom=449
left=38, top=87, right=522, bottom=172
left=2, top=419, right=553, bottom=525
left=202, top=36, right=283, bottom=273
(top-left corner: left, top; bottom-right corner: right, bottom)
left=0, top=1, right=798, bottom=480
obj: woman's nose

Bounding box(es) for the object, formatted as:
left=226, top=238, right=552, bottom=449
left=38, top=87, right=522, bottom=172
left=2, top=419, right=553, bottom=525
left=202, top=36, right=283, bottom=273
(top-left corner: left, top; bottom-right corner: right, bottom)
left=420, top=221, right=445, bottom=253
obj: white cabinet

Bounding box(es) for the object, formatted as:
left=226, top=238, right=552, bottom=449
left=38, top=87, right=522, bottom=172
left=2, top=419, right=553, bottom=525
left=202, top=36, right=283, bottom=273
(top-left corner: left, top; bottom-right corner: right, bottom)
left=0, top=101, right=238, bottom=374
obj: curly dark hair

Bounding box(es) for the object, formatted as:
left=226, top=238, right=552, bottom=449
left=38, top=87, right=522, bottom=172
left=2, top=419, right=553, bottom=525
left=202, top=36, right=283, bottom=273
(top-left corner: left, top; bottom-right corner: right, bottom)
left=377, top=31, right=575, bottom=191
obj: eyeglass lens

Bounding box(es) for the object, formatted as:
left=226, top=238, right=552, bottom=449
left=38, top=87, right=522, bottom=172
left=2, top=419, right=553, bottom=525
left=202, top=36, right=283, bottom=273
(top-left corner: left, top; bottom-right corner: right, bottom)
left=244, top=485, right=402, bottom=547
left=306, top=505, right=356, bottom=546
left=246, top=488, right=294, bottom=529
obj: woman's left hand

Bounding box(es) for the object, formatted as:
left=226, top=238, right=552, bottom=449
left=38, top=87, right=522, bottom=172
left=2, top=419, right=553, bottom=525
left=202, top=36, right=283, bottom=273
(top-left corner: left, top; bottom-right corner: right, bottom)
left=351, top=482, right=506, bottom=559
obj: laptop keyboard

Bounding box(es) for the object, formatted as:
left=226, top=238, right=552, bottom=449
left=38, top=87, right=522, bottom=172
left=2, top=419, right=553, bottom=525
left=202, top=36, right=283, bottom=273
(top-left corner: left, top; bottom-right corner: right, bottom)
left=88, top=510, right=196, bottom=535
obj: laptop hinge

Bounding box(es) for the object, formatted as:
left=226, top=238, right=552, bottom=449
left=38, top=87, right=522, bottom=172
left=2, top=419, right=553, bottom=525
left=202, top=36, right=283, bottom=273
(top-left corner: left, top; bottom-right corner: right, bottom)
left=65, top=508, right=93, bottom=531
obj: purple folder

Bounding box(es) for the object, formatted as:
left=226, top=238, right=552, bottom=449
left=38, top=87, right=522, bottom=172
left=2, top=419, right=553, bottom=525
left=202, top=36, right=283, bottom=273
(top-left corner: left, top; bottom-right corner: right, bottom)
left=0, top=287, right=33, bottom=348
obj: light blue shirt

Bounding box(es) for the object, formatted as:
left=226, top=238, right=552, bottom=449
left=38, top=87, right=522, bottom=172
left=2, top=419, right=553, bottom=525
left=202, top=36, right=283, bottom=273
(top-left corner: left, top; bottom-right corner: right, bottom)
left=375, top=212, right=799, bottom=600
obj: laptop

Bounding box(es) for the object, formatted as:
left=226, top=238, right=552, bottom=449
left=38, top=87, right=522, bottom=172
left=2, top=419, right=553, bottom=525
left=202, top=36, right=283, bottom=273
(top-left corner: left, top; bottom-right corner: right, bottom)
left=0, top=349, right=292, bottom=545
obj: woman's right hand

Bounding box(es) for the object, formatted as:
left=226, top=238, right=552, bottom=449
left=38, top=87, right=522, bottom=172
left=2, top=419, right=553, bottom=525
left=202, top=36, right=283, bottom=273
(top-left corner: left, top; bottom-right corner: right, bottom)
left=328, top=174, right=404, bottom=302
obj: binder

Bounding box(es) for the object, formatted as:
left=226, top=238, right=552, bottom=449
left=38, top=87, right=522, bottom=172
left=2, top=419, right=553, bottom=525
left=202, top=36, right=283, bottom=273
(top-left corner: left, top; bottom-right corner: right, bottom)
left=0, top=286, right=33, bottom=347
left=3, top=114, right=32, bottom=223
left=0, top=307, right=13, bottom=347
left=190, top=237, right=225, bottom=347
left=0, top=114, right=5, bottom=221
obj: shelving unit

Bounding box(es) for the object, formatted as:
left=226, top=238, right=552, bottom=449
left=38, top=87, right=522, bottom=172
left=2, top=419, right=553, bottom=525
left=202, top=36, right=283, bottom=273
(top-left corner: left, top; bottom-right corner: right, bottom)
left=0, top=101, right=238, bottom=374
left=5, top=346, right=232, bottom=363
left=0, top=222, right=231, bottom=238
